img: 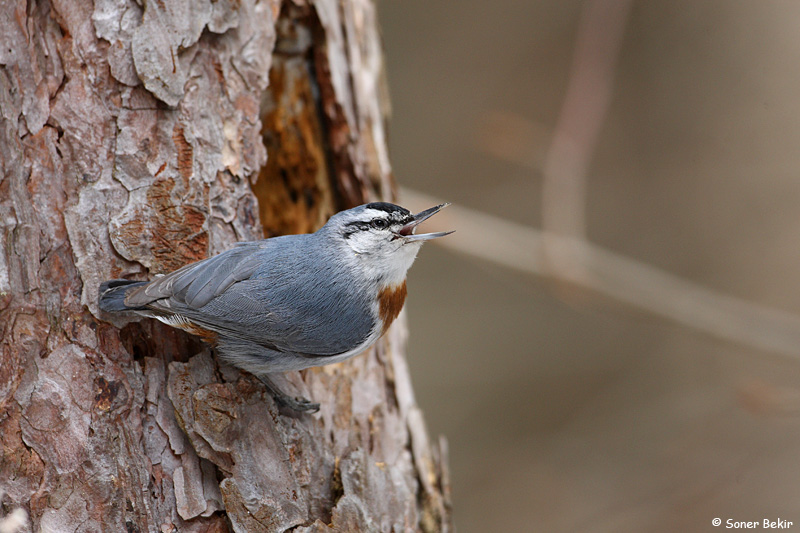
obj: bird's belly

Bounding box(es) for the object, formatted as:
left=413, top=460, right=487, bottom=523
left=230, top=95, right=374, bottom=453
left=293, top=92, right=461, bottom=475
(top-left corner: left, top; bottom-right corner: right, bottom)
left=278, top=325, right=384, bottom=371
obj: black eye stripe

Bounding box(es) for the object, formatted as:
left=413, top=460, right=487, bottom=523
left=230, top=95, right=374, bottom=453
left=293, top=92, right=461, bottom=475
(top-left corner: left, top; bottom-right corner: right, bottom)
left=344, top=221, right=371, bottom=230
left=343, top=218, right=393, bottom=230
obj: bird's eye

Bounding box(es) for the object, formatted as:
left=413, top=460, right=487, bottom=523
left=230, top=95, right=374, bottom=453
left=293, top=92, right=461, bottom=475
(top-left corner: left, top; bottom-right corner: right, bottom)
left=370, top=218, right=388, bottom=230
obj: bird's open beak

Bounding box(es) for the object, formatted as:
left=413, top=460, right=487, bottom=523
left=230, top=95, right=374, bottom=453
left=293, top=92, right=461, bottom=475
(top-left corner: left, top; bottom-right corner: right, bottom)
left=396, top=203, right=454, bottom=242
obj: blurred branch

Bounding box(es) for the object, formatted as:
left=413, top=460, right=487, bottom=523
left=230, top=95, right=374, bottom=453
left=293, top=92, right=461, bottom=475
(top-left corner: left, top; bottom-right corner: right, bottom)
left=401, top=188, right=800, bottom=360
left=542, top=0, right=632, bottom=238
left=541, top=0, right=633, bottom=279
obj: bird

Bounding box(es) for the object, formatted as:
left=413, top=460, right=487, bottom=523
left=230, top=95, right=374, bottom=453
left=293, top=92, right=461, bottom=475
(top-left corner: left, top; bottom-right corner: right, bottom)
left=99, top=202, right=452, bottom=412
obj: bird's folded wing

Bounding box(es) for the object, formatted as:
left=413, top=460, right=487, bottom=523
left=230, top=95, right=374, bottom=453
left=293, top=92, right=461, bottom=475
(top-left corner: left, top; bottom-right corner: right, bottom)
left=124, top=243, right=264, bottom=309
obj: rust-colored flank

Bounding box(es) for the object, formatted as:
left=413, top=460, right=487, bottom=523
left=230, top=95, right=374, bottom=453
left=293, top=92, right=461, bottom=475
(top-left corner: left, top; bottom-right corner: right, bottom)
left=378, top=281, right=407, bottom=334
left=180, top=322, right=219, bottom=345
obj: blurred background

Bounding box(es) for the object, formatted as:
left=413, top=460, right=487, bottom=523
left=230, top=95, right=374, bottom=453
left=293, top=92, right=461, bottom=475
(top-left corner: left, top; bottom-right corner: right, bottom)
left=377, top=1, right=800, bottom=531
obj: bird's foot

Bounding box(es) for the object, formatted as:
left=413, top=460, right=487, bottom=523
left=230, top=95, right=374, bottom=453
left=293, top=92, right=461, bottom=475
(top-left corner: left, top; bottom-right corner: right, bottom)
left=274, top=393, right=320, bottom=413
left=258, top=375, right=320, bottom=413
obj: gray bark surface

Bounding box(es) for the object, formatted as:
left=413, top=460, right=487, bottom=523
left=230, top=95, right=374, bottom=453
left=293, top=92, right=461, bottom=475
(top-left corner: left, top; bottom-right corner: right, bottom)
left=0, top=0, right=452, bottom=530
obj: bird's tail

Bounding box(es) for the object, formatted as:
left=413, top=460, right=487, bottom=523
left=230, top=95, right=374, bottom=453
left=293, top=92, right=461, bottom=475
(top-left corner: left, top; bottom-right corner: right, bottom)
left=98, top=279, right=148, bottom=313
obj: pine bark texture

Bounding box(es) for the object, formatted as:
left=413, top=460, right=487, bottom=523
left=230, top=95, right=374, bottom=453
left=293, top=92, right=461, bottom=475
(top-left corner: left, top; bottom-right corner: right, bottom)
left=0, top=0, right=452, bottom=531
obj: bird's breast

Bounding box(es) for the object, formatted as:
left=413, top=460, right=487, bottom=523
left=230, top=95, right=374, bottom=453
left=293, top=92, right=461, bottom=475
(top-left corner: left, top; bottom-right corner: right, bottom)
left=378, top=280, right=407, bottom=334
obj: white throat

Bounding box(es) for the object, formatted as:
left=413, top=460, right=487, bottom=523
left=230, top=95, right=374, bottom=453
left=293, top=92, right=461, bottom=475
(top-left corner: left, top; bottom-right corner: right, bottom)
left=344, top=232, right=422, bottom=287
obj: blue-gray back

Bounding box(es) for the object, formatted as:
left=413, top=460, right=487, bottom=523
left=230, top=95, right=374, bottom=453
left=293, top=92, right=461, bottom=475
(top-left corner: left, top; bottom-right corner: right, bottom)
left=127, top=232, right=375, bottom=356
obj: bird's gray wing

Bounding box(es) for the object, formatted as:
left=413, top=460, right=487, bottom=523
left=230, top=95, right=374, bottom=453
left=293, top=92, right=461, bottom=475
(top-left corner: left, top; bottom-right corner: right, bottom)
left=124, top=242, right=265, bottom=309
left=171, top=274, right=375, bottom=357
left=126, top=236, right=375, bottom=357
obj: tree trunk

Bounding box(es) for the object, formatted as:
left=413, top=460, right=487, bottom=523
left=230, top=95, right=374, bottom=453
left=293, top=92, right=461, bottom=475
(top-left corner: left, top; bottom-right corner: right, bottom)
left=0, top=0, right=452, bottom=531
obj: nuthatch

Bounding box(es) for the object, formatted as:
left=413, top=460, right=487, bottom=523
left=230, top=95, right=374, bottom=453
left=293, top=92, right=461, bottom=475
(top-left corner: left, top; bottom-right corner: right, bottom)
left=99, top=202, right=452, bottom=412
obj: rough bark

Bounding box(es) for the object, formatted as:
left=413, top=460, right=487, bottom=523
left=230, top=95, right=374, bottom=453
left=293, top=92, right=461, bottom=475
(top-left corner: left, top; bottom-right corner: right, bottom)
left=0, top=0, right=452, bottom=531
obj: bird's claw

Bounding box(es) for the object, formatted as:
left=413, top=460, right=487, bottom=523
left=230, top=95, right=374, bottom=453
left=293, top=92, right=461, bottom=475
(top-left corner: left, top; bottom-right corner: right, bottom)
left=274, top=394, right=320, bottom=413
left=258, top=374, right=320, bottom=414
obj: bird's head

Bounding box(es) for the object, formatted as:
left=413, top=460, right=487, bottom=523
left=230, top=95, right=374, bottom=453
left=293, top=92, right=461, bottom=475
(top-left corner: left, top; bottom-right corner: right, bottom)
left=322, top=202, right=453, bottom=285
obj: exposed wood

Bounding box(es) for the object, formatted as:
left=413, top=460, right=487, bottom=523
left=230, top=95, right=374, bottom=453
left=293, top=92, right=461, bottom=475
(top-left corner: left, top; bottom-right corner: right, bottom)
left=0, top=0, right=452, bottom=530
